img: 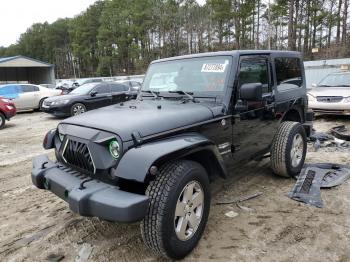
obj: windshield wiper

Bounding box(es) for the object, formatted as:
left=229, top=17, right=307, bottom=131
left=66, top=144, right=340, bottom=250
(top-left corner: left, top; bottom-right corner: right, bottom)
left=140, top=90, right=160, bottom=98
left=168, top=90, right=196, bottom=102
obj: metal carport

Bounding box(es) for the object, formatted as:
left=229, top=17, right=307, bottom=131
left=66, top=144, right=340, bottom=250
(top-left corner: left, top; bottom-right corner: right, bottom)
left=0, top=56, right=55, bottom=85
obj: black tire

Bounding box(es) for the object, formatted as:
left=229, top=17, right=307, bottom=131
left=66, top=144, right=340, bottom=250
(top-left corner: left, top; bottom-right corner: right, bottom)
left=38, top=98, right=47, bottom=111
left=270, top=121, right=307, bottom=177
left=141, top=160, right=210, bottom=260
left=70, top=103, right=86, bottom=116
left=0, top=113, right=5, bottom=130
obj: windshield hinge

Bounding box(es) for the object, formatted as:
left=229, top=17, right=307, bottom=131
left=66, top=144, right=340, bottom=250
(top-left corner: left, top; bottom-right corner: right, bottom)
left=131, top=131, right=143, bottom=146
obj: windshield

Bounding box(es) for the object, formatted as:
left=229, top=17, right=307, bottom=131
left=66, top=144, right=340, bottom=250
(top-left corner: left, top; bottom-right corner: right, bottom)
left=142, top=56, right=232, bottom=95
left=318, top=73, right=350, bottom=87
left=70, top=83, right=97, bottom=95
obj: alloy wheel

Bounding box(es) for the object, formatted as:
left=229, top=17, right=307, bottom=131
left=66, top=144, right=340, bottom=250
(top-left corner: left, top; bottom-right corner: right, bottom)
left=174, top=181, right=204, bottom=241
left=290, top=133, right=304, bottom=167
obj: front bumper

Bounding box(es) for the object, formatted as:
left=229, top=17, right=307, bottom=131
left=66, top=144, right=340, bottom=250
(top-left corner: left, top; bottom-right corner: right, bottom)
left=308, top=101, right=350, bottom=115
left=41, top=105, right=71, bottom=117
left=31, top=155, right=149, bottom=222
left=3, top=105, right=16, bottom=119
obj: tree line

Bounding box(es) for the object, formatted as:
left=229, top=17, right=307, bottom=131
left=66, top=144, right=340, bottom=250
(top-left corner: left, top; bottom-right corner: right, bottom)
left=0, top=0, right=349, bottom=79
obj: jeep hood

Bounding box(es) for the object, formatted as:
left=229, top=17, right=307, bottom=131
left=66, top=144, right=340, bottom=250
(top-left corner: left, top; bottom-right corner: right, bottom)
left=61, top=99, right=216, bottom=141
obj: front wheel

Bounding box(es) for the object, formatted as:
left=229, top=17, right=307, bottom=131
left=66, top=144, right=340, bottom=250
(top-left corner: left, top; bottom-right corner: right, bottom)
left=38, top=98, right=47, bottom=111
left=270, top=121, right=307, bottom=177
left=141, top=160, right=210, bottom=260
left=0, top=113, right=5, bottom=129
left=71, top=103, right=86, bottom=116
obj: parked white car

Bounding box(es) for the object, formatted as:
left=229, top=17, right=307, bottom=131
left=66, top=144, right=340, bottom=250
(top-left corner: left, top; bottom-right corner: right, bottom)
left=308, top=71, right=350, bottom=115
left=0, top=84, right=61, bottom=111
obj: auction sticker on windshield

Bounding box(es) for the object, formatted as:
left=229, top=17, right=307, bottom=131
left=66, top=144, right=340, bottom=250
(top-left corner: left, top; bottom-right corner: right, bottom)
left=201, top=61, right=228, bottom=73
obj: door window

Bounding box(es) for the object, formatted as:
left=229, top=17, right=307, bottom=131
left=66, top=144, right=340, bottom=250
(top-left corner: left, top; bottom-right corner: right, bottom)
left=0, top=85, right=21, bottom=98
left=239, top=58, right=270, bottom=93
left=95, top=84, right=111, bottom=94
left=21, top=85, right=35, bottom=92
left=275, top=57, right=302, bottom=91
left=111, top=83, right=129, bottom=92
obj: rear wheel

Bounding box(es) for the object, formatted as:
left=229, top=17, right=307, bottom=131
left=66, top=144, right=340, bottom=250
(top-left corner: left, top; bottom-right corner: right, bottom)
left=71, top=103, right=86, bottom=116
left=141, top=160, right=210, bottom=260
left=270, top=121, right=307, bottom=177
left=0, top=113, right=5, bottom=129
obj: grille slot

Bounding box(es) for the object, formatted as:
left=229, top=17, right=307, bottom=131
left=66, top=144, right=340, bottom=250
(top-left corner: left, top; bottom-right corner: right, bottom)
left=62, top=139, right=95, bottom=174
left=316, top=96, right=343, bottom=103
left=58, top=165, right=89, bottom=179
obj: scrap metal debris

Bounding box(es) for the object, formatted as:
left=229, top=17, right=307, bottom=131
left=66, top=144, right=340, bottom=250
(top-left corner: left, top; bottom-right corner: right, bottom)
left=75, top=243, right=93, bottom=262
left=330, top=125, right=350, bottom=141
left=287, top=167, right=325, bottom=208
left=216, top=191, right=263, bottom=205
left=315, top=163, right=350, bottom=188
left=225, top=211, right=239, bottom=218
left=46, top=253, right=65, bottom=262
left=309, top=127, right=350, bottom=151
left=288, top=163, right=350, bottom=208
left=309, top=132, right=333, bottom=142
left=236, top=203, right=255, bottom=212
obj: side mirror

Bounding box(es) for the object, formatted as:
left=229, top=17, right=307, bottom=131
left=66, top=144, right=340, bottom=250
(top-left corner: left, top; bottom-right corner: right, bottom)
left=90, top=91, right=98, bottom=97
left=240, top=83, right=263, bottom=101
left=312, top=83, right=317, bottom=87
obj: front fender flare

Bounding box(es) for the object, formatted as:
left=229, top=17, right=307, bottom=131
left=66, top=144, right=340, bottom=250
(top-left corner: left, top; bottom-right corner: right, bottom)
left=113, top=133, right=227, bottom=183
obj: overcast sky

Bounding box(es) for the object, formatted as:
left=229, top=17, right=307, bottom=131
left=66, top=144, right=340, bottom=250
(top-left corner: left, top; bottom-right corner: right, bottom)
left=0, top=0, right=97, bottom=47
left=0, top=0, right=207, bottom=48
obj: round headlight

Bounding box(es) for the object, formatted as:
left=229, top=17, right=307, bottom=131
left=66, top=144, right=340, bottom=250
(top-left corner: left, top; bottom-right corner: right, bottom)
left=109, top=140, right=120, bottom=159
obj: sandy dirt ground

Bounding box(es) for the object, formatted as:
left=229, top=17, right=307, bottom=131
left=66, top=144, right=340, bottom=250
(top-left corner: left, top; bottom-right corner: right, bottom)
left=1, top=112, right=350, bottom=262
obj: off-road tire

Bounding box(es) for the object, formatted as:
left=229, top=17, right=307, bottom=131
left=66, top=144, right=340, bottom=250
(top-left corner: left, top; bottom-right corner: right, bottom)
left=70, top=103, right=86, bottom=116
left=141, top=160, right=210, bottom=260
left=0, top=112, right=5, bottom=129
left=270, top=121, right=307, bottom=177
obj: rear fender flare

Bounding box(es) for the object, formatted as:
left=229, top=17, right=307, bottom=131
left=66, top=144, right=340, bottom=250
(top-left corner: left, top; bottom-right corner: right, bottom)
left=114, top=134, right=227, bottom=183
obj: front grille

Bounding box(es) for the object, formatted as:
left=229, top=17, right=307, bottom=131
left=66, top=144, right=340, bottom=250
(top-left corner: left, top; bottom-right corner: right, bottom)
left=313, top=109, right=346, bottom=114
left=316, top=96, right=343, bottom=103
left=62, top=139, right=95, bottom=174
left=58, top=165, right=90, bottom=180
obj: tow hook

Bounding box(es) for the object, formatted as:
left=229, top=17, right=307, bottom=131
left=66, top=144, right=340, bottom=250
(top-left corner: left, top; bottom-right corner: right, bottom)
left=79, top=178, right=94, bottom=190
left=41, top=161, right=48, bottom=169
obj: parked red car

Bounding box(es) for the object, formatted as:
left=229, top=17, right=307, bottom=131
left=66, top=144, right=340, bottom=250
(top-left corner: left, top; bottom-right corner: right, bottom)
left=0, top=97, right=16, bottom=129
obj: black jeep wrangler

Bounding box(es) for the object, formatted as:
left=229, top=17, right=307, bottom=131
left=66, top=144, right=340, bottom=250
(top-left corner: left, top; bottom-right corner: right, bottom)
left=32, top=50, right=313, bottom=259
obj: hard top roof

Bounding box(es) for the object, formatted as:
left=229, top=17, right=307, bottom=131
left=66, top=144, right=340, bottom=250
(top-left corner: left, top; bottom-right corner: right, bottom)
left=152, top=50, right=302, bottom=64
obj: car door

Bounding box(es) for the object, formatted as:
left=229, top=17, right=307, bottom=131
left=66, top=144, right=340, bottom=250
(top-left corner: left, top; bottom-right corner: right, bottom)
left=85, top=83, right=112, bottom=110
left=16, top=85, right=37, bottom=109
left=231, top=55, right=279, bottom=164
left=110, top=83, right=129, bottom=104
left=31, top=85, right=41, bottom=108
